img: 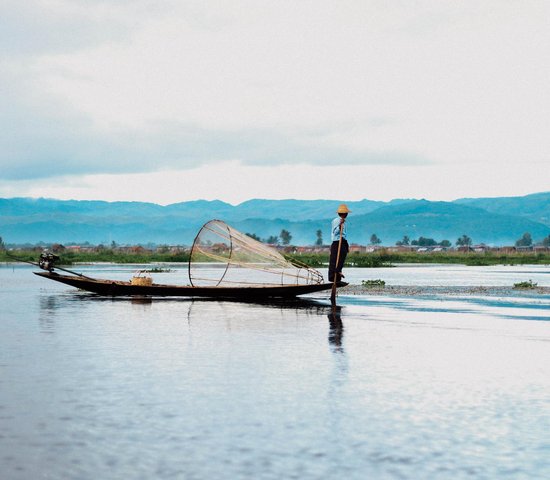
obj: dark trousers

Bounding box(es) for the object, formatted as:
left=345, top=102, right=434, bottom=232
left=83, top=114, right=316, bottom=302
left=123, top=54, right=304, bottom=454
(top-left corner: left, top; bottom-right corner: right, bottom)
left=328, top=239, right=348, bottom=282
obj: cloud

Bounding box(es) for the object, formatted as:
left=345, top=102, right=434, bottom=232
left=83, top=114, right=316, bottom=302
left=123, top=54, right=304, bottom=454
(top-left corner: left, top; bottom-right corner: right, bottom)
left=1, top=1, right=550, bottom=186
left=0, top=83, right=428, bottom=180
left=0, top=1, right=142, bottom=57
left=4, top=161, right=549, bottom=206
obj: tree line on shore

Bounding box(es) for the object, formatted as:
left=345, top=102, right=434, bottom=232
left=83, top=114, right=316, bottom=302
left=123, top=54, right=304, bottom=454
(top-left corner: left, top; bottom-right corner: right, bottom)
left=244, top=231, right=550, bottom=249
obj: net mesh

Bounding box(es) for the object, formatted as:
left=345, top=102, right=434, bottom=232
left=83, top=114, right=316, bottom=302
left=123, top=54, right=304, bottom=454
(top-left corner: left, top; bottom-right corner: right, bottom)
left=188, top=220, right=324, bottom=287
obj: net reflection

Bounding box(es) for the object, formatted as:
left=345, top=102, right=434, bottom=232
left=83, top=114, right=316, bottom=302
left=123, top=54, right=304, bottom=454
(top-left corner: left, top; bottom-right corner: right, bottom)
left=183, top=297, right=339, bottom=324
left=182, top=297, right=348, bottom=361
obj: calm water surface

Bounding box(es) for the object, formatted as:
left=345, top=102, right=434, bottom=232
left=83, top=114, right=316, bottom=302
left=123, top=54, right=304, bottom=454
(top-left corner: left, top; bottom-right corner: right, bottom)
left=1, top=265, right=550, bottom=479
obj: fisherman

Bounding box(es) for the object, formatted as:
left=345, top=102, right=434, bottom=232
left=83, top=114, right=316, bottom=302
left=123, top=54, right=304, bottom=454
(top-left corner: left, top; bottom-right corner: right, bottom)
left=328, top=204, right=350, bottom=282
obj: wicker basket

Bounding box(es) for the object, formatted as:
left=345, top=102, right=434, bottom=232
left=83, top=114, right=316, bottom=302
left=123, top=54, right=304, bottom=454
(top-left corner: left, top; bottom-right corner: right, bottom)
left=131, top=276, right=153, bottom=286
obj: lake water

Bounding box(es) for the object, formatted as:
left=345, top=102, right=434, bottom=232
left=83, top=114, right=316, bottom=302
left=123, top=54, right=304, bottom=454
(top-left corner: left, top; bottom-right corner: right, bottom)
left=1, top=264, right=550, bottom=479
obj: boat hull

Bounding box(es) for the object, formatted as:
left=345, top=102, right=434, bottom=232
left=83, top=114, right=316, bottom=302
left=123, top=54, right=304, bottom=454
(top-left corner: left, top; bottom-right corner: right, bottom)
left=34, top=272, right=347, bottom=299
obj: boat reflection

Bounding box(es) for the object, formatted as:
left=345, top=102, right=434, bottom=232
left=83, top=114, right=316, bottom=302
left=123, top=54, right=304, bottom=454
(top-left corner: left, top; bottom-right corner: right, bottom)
left=130, top=296, right=153, bottom=306
left=41, top=291, right=348, bottom=355
left=38, top=295, right=60, bottom=334
left=64, top=291, right=333, bottom=310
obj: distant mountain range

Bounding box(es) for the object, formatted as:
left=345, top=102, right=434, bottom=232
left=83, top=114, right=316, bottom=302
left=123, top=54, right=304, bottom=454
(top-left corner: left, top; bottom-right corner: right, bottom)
left=1, top=192, right=549, bottom=246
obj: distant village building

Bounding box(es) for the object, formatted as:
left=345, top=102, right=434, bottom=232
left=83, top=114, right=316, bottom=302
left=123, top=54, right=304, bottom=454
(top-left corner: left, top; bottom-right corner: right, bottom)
left=168, top=246, right=189, bottom=253
left=387, top=245, right=417, bottom=253
left=349, top=244, right=367, bottom=254
left=494, top=246, right=517, bottom=254
left=516, top=245, right=534, bottom=252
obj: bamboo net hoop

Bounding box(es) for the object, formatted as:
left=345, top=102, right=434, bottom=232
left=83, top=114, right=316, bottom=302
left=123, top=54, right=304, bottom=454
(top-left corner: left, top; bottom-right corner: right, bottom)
left=188, top=220, right=324, bottom=287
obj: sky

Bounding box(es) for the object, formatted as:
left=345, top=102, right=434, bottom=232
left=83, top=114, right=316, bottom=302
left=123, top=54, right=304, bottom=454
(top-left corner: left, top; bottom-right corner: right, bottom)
left=1, top=0, right=549, bottom=205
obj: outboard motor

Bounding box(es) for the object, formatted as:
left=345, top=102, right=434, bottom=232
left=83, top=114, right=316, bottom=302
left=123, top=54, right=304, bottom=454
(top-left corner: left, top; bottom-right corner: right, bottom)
left=39, top=250, right=60, bottom=272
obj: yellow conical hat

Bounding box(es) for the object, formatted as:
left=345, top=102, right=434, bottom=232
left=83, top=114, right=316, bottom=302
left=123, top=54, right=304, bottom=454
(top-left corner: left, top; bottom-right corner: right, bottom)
left=336, top=204, right=350, bottom=213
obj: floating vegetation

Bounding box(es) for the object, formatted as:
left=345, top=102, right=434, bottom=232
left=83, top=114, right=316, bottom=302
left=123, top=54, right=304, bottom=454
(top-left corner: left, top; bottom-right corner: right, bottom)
left=513, top=279, right=538, bottom=289
left=144, top=267, right=173, bottom=273
left=361, top=279, right=386, bottom=288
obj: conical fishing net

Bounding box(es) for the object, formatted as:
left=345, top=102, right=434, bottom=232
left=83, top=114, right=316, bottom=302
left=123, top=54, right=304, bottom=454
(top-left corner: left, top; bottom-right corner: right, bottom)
left=189, top=220, right=324, bottom=287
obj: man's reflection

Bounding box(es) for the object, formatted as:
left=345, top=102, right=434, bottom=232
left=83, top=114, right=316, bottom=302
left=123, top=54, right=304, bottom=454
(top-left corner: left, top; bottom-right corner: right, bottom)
left=328, top=302, right=344, bottom=353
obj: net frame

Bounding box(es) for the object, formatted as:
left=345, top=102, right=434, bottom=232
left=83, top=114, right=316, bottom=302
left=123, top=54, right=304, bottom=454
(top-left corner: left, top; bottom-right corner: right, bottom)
left=188, top=220, right=324, bottom=287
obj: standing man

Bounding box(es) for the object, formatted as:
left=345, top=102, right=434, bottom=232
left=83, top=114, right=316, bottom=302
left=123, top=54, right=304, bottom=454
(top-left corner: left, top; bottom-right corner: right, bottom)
left=328, top=204, right=350, bottom=282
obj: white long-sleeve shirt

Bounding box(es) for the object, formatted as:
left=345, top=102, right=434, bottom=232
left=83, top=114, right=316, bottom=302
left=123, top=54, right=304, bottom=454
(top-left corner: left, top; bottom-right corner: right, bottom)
left=331, top=217, right=347, bottom=242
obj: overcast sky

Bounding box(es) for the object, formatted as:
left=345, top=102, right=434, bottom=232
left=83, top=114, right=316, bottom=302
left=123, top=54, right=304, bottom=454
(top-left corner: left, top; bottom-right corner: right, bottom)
left=1, top=0, right=549, bottom=204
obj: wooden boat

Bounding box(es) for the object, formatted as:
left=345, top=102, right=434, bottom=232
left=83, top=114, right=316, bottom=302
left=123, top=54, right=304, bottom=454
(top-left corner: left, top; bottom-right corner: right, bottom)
left=34, top=271, right=347, bottom=299
left=33, top=219, right=348, bottom=299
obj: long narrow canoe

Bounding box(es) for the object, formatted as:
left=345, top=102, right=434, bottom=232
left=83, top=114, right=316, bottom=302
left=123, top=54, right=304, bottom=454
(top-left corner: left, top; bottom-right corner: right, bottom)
left=34, top=271, right=347, bottom=299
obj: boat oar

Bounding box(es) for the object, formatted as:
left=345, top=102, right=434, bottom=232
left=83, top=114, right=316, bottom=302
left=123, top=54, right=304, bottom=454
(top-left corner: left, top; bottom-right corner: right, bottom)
left=47, top=264, right=94, bottom=280
left=331, top=221, right=344, bottom=302
left=5, top=252, right=41, bottom=268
